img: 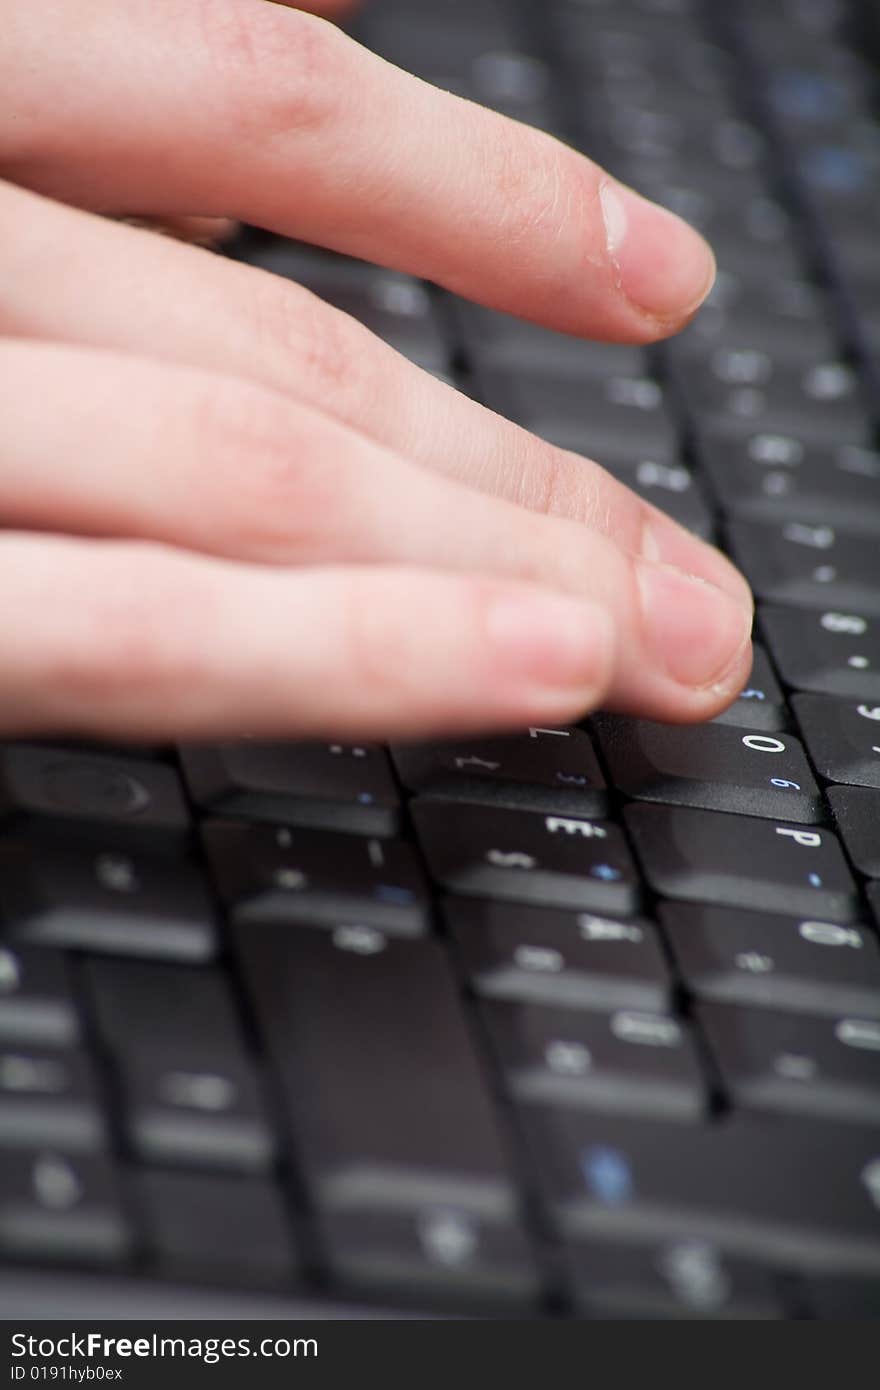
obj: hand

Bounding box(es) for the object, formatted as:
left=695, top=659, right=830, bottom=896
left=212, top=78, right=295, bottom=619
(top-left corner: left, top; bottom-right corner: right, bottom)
left=0, top=0, right=753, bottom=741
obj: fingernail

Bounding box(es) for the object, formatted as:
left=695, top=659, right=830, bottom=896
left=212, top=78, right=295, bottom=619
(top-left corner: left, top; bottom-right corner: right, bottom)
left=600, top=179, right=717, bottom=324
left=641, top=511, right=754, bottom=614
left=636, top=561, right=753, bottom=692
left=486, top=590, right=613, bottom=694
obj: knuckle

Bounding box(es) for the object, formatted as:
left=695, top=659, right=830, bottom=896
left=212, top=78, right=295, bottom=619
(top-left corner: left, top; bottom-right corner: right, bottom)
left=196, top=0, right=340, bottom=135
left=339, top=575, right=421, bottom=713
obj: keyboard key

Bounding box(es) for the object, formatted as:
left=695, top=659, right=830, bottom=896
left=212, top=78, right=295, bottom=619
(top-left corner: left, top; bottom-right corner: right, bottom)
left=453, top=299, right=646, bottom=379
left=138, top=1171, right=298, bottom=1288
left=520, top=1109, right=880, bottom=1273
left=446, top=898, right=671, bottom=1013
left=390, top=727, right=607, bottom=818
left=84, top=960, right=275, bottom=1173
left=569, top=1238, right=783, bottom=1319
left=660, top=901, right=880, bottom=1019
left=669, top=273, right=838, bottom=365
left=760, top=605, right=880, bottom=701
left=203, top=820, right=429, bottom=935
left=625, top=804, right=860, bottom=920
left=179, top=740, right=400, bottom=836
left=698, top=1003, right=880, bottom=1124
left=711, top=643, right=788, bottom=732
left=0, top=946, right=79, bottom=1047
left=0, top=1047, right=105, bottom=1151
left=827, top=784, right=880, bottom=878
left=795, top=693, right=880, bottom=790
left=412, top=801, right=642, bottom=914
left=804, top=1275, right=880, bottom=1320
left=0, top=842, right=217, bottom=963
left=0, top=1149, right=130, bottom=1265
left=596, top=456, right=714, bottom=539
left=594, top=716, right=822, bottom=822
left=699, top=434, right=880, bottom=532
left=483, top=1001, right=706, bottom=1120
left=729, top=520, right=880, bottom=616
left=0, top=745, right=189, bottom=851
left=684, top=359, right=871, bottom=445
left=235, top=928, right=539, bottom=1301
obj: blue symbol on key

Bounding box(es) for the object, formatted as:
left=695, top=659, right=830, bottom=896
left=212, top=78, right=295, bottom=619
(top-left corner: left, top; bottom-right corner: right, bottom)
left=357, top=793, right=375, bottom=804
left=808, top=873, right=823, bottom=888
left=591, top=864, right=622, bottom=881
left=580, top=1146, right=633, bottom=1206
left=374, top=884, right=415, bottom=905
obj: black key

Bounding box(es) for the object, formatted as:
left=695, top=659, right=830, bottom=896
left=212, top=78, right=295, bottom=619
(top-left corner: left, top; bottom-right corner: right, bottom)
left=660, top=901, right=880, bottom=1019
left=446, top=898, right=671, bottom=1013
left=317, top=1206, right=540, bottom=1307
left=391, top=727, right=607, bottom=817
left=597, top=456, right=714, bottom=539
left=761, top=604, right=880, bottom=701
left=569, top=1238, right=783, bottom=1319
left=412, top=801, right=641, bottom=914
left=827, top=784, right=880, bottom=878
left=625, top=804, right=860, bottom=921
left=0, top=945, right=79, bottom=1047
left=683, top=359, right=871, bottom=446
left=453, top=299, right=646, bottom=379
left=84, top=960, right=275, bottom=1172
left=594, top=715, right=821, bottom=822
left=668, top=273, right=838, bottom=366
left=0, top=841, right=217, bottom=963
left=0, top=1149, right=130, bottom=1265
left=804, top=1275, right=880, bottom=1320
left=203, top=819, right=429, bottom=934
left=711, top=643, right=788, bottom=732
left=0, top=1046, right=105, bottom=1150
left=0, top=745, right=189, bottom=850
left=699, top=433, right=880, bottom=532
left=795, top=693, right=880, bottom=790
left=483, top=1001, right=705, bottom=1121
left=138, top=1171, right=298, bottom=1288
left=235, top=927, right=538, bottom=1300
left=477, top=368, right=679, bottom=462
left=729, top=520, right=880, bottom=616
left=519, top=1108, right=880, bottom=1273
left=698, top=1003, right=880, bottom=1124
left=179, top=740, right=400, bottom=836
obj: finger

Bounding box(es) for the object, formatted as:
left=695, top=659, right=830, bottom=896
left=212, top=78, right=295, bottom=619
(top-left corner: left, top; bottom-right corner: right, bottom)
left=0, top=336, right=752, bottom=723
left=0, top=533, right=615, bottom=741
left=0, top=181, right=749, bottom=611
left=2, top=0, right=714, bottom=341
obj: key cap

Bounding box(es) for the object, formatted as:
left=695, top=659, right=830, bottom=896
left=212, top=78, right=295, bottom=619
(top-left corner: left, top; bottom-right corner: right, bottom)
left=412, top=801, right=642, bottom=914
left=477, top=368, right=680, bottom=462
left=519, top=1108, right=880, bottom=1273
left=569, top=1238, right=783, bottom=1319
left=138, top=1171, right=298, bottom=1287
left=668, top=273, right=838, bottom=366
left=698, top=1003, right=880, bottom=1124
left=0, top=946, right=79, bottom=1047
left=203, top=819, right=429, bottom=934
left=446, top=897, right=671, bottom=1013
left=711, top=643, right=788, bottom=732
left=699, top=433, right=880, bottom=532
left=794, top=693, right=880, bottom=790
left=729, top=519, right=880, bottom=616
left=0, top=841, right=217, bottom=963
left=483, top=1001, right=705, bottom=1120
left=390, top=727, right=607, bottom=818
left=625, top=804, right=860, bottom=920
left=234, top=927, right=539, bottom=1300
left=804, top=1275, right=880, bottom=1320
left=827, top=784, right=880, bottom=878
left=453, top=299, right=647, bottom=379
left=0, top=745, right=189, bottom=851
left=660, top=901, right=880, bottom=1019
left=683, top=357, right=872, bottom=446
left=179, top=740, right=400, bottom=836
left=761, top=605, right=880, bottom=701
left=597, top=456, right=714, bottom=539
left=0, top=1149, right=130, bottom=1265
left=594, top=715, right=821, bottom=821
left=0, top=1046, right=105, bottom=1150
left=84, top=960, right=275, bottom=1172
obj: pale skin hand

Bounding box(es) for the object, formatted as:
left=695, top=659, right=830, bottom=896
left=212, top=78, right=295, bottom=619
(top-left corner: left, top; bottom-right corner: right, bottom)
left=0, top=0, right=754, bottom=741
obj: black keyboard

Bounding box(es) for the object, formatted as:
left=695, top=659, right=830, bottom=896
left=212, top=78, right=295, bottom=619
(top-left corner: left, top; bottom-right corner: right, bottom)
left=3, top=0, right=880, bottom=1322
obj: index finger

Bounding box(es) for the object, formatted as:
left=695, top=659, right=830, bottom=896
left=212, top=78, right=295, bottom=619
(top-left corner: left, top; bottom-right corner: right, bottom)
left=3, top=0, right=715, bottom=342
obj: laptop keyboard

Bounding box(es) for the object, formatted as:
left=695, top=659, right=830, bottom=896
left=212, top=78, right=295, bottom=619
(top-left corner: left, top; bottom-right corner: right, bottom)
left=2, top=0, right=880, bottom=1320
